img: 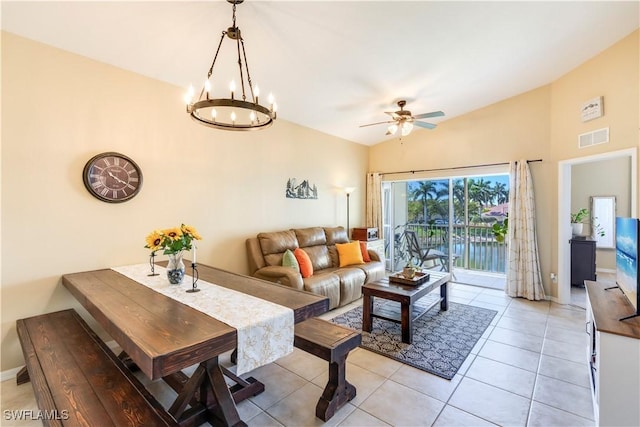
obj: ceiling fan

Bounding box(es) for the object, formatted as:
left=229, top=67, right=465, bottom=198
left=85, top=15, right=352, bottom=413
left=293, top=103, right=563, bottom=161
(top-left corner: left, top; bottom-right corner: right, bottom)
left=360, top=100, right=444, bottom=136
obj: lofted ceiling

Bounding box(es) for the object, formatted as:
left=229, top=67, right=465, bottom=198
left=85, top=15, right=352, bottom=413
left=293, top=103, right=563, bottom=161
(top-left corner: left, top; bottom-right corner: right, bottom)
left=2, top=1, right=638, bottom=145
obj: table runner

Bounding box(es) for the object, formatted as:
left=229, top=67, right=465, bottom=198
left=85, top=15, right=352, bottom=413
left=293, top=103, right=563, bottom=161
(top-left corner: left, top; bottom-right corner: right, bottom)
left=112, top=264, right=293, bottom=375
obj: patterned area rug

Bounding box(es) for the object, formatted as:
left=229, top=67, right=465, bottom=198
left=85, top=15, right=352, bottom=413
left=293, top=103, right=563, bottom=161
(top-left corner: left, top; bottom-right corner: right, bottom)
left=330, top=296, right=497, bottom=380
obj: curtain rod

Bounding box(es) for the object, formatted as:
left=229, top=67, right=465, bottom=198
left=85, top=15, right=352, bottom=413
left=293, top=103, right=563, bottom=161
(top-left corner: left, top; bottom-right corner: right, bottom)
left=380, top=159, right=543, bottom=176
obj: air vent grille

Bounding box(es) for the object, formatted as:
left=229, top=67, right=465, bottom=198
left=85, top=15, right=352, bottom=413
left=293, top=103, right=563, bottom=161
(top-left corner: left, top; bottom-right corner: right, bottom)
left=578, top=127, right=609, bottom=148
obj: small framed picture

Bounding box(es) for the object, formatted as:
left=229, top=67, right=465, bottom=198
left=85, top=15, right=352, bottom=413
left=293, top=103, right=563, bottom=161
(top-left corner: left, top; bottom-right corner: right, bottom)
left=581, top=96, right=603, bottom=122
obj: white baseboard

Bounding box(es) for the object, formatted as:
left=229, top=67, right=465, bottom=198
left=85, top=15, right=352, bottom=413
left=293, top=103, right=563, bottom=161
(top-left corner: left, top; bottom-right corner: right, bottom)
left=596, top=268, right=616, bottom=274
left=2, top=340, right=120, bottom=382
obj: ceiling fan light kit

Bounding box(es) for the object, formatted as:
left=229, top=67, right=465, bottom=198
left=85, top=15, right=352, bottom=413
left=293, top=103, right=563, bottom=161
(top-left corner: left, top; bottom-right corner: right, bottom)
left=184, top=0, right=277, bottom=131
left=362, top=99, right=444, bottom=137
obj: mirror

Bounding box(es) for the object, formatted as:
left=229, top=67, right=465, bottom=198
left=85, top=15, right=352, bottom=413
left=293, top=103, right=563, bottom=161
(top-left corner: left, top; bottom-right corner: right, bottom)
left=590, top=196, right=616, bottom=248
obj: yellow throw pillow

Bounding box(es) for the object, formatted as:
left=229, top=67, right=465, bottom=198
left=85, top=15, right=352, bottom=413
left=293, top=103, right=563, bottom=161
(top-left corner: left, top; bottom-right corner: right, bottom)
left=336, top=241, right=364, bottom=267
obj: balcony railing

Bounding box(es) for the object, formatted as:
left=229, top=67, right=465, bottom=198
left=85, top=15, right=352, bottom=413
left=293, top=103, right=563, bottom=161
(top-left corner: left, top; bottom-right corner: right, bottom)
left=389, top=223, right=507, bottom=274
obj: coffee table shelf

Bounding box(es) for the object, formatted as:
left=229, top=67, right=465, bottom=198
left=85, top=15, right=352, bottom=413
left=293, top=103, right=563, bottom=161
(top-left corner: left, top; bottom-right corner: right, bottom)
left=371, top=294, right=442, bottom=325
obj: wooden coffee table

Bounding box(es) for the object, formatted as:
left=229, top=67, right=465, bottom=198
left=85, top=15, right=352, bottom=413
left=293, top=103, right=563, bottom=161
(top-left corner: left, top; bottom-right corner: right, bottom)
left=362, top=270, right=451, bottom=344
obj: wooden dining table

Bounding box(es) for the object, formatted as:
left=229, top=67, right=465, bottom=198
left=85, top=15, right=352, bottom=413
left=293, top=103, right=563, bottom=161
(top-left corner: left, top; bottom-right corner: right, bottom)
left=62, top=261, right=329, bottom=427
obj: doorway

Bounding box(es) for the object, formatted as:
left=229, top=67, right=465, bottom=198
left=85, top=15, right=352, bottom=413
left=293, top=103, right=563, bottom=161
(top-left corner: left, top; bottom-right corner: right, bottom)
left=557, top=148, right=637, bottom=304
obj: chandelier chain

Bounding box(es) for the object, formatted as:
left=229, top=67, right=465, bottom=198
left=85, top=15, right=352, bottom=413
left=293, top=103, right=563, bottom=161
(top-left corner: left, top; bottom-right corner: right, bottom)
left=236, top=35, right=246, bottom=101
left=232, top=1, right=237, bottom=27
left=241, top=38, right=255, bottom=103
left=201, top=31, right=228, bottom=102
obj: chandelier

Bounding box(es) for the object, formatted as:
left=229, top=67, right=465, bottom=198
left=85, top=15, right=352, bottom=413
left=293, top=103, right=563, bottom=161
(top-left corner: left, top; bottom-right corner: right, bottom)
left=184, top=0, right=277, bottom=131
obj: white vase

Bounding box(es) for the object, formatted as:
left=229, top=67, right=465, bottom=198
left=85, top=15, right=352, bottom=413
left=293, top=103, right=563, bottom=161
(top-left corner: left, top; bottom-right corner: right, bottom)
left=571, top=223, right=583, bottom=236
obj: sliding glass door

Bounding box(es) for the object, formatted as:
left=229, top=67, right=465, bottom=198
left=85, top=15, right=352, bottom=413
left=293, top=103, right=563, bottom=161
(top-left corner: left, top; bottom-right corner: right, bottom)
left=383, top=174, right=509, bottom=275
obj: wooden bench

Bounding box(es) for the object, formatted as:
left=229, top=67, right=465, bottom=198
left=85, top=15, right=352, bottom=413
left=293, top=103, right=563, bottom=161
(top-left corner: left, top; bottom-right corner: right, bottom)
left=16, top=309, right=177, bottom=427
left=293, top=317, right=361, bottom=421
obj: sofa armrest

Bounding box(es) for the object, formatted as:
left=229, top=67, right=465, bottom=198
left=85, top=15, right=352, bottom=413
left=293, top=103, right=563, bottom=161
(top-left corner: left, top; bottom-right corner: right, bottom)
left=368, top=249, right=382, bottom=262
left=253, top=266, right=304, bottom=290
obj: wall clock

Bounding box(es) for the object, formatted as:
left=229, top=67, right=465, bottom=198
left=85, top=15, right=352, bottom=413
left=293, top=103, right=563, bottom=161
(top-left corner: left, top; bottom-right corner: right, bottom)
left=82, top=152, right=143, bottom=203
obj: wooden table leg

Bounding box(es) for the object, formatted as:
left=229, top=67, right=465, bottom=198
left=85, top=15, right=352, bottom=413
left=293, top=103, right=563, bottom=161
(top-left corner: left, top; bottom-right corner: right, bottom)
left=362, top=292, right=373, bottom=333
left=206, top=359, right=245, bottom=427
left=401, top=301, right=412, bottom=344
left=168, top=356, right=247, bottom=427
left=440, top=281, right=449, bottom=311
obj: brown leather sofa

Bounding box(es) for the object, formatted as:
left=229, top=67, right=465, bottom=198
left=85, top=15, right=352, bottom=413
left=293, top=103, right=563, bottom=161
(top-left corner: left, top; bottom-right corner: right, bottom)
left=246, top=226, right=385, bottom=309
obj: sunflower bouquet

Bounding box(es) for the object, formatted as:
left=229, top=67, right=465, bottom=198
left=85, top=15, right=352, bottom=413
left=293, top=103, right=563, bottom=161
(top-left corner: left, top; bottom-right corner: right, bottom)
left=145, top=224, right=202, bottom=255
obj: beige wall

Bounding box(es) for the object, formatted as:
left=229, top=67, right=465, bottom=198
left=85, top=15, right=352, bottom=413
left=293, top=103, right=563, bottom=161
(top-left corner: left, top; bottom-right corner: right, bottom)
left=370, top=29, right=639, bottom=300
left=549, top=29, right=639, bottom=296
left=0, top=32, right=369, bottom=372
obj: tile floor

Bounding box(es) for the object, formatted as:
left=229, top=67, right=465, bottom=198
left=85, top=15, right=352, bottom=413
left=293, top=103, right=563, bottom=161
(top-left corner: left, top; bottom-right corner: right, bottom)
left=0, top=282, right=595, bottom=427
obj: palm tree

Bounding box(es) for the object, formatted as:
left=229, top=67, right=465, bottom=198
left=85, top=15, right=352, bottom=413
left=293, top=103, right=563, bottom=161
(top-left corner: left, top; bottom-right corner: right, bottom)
left=470, top=178, right=493, bottom=207
left=452, top=179, right=465, bottom=223
left=493, top=181, right=509, bottom=204
left=429, top=183, right=450, bottom=219
left=410, top=181, right=438, bottom=222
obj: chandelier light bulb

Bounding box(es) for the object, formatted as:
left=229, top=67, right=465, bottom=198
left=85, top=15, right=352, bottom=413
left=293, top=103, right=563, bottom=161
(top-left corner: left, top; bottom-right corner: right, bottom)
left=231, top=111, right=237, bottom=123
left=211, top=108, right=217, bottom=121
left=254, top=85, right=260, bottom=98
left=268, top=93, right=274, bottom=105
left=249, top=111, right=256, bottom=123
left=204, top=79, right=211, bottom=93
left=229, top=80, right=236, bottom=99
left=272, top=102, right=278, bottom=112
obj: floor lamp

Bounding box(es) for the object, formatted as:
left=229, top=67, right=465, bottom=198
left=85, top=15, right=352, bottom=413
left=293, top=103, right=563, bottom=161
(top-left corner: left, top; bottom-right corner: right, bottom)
left=345, top=187, right=355, bottom=237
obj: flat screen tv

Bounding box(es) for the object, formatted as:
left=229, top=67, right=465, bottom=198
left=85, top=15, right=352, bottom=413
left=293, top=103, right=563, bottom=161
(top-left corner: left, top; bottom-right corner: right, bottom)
left=615, top=216, right=640, bottom=321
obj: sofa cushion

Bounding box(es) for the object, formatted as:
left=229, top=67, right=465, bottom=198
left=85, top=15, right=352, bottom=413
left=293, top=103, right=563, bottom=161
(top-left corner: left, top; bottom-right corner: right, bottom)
left=258, top=230, right=299, bottom=266
left=327, top=245, right=340, bottom=268
left=332, top=268, right=366, bottom=306
left=282, top=249, right=300, bottom=272
left=359, top=241, right=371, bottom=262
left=355, top=260, right=385, bottom=284
left=304, top=245, right=332, bottom=271
left=336, top=241, right=364, bottom=267
left=324, top=227, right=349, bottom=245
left=294, top=227, right=327, bottom=247
left=302, top=272, right=341, bottom=310
left=294, top=248, right=313, bottom=278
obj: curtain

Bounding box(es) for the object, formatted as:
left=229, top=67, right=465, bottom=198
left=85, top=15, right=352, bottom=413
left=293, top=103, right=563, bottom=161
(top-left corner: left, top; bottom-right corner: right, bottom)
left=366, top=172, right=383, bottom=240
left=506, top=161, right=545, bottom=300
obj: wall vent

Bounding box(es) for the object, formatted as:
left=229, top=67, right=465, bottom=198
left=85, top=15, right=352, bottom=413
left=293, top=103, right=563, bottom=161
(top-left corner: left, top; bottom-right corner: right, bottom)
left=578, top=127, right=609, bottom=148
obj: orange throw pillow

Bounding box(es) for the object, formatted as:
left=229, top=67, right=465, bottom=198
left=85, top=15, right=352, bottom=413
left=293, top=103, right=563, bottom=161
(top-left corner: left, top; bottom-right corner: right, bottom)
left=293, top=248, right=313, bottom=278
left=336, top=241, right=364, bottom=267
left=359, top=241, right=371, bottom=262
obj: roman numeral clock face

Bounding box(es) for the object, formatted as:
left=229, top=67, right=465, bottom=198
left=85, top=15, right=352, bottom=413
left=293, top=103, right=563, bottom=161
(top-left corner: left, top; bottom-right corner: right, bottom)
left=82, top=152, right=143, bottom=203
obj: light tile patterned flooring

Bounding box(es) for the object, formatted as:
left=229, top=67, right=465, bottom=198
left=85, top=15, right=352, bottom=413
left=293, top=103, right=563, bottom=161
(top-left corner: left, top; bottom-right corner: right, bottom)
left=1, top=280, right=595, bottom=427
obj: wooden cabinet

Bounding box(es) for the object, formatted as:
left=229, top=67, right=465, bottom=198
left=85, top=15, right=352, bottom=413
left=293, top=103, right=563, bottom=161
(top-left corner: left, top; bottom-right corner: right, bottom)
left=571, top=239, right=596, bottom=286
left=585, top=281, right=640, bottom=427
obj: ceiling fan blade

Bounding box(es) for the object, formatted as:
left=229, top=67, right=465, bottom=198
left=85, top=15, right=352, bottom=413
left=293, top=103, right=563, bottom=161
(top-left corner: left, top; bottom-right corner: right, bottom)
left=359, top=120, right=396, bottom=128
left=414, top=121, right=437, bottom=129
left=413, top=111, right=445, bottom=120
